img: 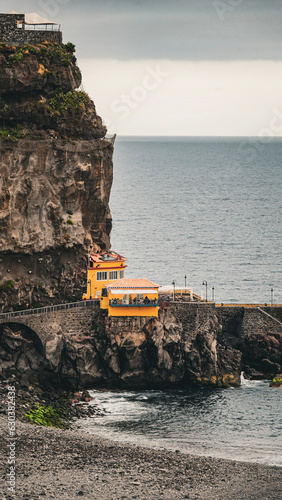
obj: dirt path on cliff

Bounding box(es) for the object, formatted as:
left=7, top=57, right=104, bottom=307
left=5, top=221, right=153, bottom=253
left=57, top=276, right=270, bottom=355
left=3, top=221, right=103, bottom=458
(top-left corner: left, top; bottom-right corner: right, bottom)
left=0, top=417, right=281, bottom=500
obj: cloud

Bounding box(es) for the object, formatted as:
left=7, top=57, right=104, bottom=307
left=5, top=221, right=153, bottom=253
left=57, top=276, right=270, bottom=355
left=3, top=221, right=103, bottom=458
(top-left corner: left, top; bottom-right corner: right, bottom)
left=79, top=59, right=282, bottom=136
left=2, top=0, right=282, bottom=61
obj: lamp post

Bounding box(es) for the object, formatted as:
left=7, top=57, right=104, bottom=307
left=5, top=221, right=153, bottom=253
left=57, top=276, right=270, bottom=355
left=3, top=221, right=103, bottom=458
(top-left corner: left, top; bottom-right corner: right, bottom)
left=88, top=279, right=91, bottom=299
left=172, top=280, right=176, bottom=302
left=202, top=280, right=208, bottom=302
left=271, top=287, right=274, bottom=306
left=184, top=275, right=187, bottom=288
left=212, top=286, right=215, bottom=302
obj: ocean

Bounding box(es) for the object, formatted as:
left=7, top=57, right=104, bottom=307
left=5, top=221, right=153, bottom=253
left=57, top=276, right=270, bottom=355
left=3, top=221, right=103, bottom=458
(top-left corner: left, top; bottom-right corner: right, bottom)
left=79, top=136, right=282, bottom=466
left=77, top=379, right=282, bottom=466
left=109, top=137, right=282, bottom=304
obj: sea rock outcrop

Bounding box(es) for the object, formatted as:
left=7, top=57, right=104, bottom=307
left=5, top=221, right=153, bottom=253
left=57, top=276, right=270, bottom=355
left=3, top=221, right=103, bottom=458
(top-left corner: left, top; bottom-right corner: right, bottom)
left=0, top=305, right=244, bottom=389
left=0, top=304, right=281, bottom=390
left=0, top=42, right=113, bottom=310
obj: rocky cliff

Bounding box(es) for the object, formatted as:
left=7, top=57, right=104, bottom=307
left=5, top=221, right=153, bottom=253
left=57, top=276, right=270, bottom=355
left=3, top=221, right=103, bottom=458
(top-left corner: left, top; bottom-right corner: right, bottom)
left=1, top=304, right=281, bottom=390
left=0, top=42, right=113, bottom=310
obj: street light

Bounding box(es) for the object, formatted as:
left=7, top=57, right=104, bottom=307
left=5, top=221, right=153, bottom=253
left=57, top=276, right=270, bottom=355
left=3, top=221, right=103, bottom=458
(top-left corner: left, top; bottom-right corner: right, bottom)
left=184, top=275, right=187, bottom=288
left=88, top=279, right=91, bottom=299
left=271, top=287, right=274, bottom=306
left=172, top=280, right=176, bottom=301
left=202, top=280, right=208, bottom=302
left=212, top=286, right=215, bottom=302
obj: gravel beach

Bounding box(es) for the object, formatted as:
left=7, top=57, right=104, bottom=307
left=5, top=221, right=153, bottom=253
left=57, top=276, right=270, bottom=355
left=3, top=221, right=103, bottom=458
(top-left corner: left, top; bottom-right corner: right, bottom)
left=0, top=416, right=281, bottom=500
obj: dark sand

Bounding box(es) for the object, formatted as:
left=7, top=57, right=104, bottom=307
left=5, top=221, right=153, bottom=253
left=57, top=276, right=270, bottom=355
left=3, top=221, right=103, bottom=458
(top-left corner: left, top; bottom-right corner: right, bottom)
left=0, top=416, right=281, bottom=500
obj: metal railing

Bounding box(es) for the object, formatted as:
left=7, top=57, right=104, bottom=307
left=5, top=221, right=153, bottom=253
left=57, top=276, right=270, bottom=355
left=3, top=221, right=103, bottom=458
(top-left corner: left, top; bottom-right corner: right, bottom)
left=257, top=307, right=282, bottom=327
left=0, top=300, right=98, bottom=323
left=109, top=300, right=159, bottom=307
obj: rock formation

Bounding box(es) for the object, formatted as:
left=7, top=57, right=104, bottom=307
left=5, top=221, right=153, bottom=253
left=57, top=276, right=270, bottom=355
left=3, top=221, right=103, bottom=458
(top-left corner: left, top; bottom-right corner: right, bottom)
left=0, top=42, right=113, bottom=310
left=1, top=304, right=281, bottom=390
left=0, top=303, right=282, bottom=389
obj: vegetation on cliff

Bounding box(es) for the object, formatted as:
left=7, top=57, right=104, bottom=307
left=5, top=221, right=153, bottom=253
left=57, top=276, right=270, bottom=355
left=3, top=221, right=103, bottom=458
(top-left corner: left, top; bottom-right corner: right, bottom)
left=0, top=40, right=113, bottom=309
left=0, top=41, right=106, bottom=140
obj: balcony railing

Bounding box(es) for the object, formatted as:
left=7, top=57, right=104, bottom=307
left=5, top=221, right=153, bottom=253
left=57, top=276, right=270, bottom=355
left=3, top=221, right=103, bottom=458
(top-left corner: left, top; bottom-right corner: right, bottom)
left=109, top=300, right=159, bottom=307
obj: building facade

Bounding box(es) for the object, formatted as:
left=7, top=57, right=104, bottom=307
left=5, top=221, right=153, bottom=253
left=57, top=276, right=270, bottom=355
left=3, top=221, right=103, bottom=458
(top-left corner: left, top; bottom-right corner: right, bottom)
left=82, top=251, right=127, bottom=300
left=100, top=278, right=159, bottom=317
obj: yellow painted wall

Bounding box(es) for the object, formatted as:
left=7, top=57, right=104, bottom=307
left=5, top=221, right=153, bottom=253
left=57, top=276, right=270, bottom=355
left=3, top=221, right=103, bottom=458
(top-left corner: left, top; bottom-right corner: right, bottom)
left=107, top=290, right=159, bottom=317
left=83, top=261, right=126, bottom=300
left=108, top=305, right=159, bottom=317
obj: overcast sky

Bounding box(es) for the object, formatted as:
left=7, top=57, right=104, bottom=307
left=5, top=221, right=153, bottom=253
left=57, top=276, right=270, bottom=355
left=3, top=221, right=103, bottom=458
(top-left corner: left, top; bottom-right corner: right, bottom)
left=3, top=0, right=282, bottom=135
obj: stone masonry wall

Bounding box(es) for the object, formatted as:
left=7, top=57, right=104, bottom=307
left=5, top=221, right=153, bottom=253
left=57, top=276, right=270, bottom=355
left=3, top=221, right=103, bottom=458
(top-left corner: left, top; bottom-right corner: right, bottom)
left=0, top=14, right=62, bottom=45
left=0, top=304, right=281, bottom=388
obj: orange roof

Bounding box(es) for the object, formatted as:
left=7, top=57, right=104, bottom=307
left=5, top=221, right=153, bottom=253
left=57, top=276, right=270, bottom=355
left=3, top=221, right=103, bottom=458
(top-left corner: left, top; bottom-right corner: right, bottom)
left=90, top=251, right=127, bottom=263
left=107, top=278, right=159, bottom=289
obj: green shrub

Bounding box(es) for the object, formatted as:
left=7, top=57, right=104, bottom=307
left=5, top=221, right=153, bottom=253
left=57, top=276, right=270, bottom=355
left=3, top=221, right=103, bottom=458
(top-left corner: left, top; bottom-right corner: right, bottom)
left=47, top=91, right=91, bottom=122
left=65, top=42, right=76, bottom=54
left=8, top=51, right=24, bottom=64
left=67, top=219, right=74, bottom=225
left=25, top=404, right=67, bottom=429
left=0, top=280, right=14, bottom=292
left=0, top=125, right=24, bottom=142
left=66, top=209, right=73, bottom=215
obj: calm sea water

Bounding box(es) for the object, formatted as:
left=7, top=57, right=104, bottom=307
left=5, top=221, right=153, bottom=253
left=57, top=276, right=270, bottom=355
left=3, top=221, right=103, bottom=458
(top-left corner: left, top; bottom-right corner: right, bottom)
left=109, top=137, right=282, bottom=304
left=77, top=379, right=282, bottom=466
left=85, top=137, right=282, bottom=465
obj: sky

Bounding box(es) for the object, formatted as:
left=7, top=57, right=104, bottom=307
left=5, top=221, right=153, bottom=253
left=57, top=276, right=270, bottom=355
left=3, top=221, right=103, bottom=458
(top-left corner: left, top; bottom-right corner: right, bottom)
left=3, top=0, right=282, bottom=136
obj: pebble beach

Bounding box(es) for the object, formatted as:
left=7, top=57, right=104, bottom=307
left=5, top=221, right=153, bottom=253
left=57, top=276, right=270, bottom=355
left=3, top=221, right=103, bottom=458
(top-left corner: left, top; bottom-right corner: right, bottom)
left=0, top=415, right=281, bottom=500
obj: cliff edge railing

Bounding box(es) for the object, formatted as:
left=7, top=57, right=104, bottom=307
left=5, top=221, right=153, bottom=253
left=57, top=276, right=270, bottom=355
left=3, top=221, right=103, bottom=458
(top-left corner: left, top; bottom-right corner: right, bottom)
left=0, top=300, right=98, bottom=323
left=0, top=13, right=62, bottom=45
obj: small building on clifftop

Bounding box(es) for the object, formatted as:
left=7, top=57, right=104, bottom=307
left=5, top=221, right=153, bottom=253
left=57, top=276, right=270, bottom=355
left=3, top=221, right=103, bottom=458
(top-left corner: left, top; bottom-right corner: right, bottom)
left=82, top=251, right=127, bottom=301
left=100, top=278, right=159, bottom=317
left=0, top=11, right=62, bottom=45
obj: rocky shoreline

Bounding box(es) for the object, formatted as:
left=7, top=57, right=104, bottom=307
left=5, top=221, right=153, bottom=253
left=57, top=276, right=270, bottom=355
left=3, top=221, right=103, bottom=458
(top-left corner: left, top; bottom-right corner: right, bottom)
left=0, top=378, right=106, bottom=428
left=0, top=413, right=281, bottom=500
left=0, top=378, right=281, bottom=499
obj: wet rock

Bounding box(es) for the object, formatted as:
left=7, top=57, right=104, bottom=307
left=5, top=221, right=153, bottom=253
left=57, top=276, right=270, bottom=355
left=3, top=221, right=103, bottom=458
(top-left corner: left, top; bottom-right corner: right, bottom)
left=270, top=374, right=282, bottom=387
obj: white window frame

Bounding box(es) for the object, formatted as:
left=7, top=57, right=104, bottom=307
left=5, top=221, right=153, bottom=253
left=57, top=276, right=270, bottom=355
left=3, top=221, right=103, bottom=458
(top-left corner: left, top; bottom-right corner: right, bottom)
left=97, top=271, right=107, bottom=281
left=109, top=271, right=118, bottom=280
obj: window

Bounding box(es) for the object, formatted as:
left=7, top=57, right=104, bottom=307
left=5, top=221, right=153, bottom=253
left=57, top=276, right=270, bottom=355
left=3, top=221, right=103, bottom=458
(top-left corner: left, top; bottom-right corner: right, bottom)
left=97, top=271, right=107, bottom=281
left=109, top=271, right=118, bottom=280
left=120, top=270, right=124, bottom=279
left=101, top=288, right=108, bottom=297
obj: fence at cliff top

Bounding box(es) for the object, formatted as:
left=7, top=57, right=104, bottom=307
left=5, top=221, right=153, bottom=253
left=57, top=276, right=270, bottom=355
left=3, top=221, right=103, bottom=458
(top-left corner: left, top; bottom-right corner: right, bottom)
left=215, top=303, right=282, bottom=308
left=0, top=300, right=99, bottom=322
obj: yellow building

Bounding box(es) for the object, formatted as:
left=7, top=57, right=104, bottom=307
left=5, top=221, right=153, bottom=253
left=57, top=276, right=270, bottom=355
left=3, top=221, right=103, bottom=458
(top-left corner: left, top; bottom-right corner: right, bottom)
left=100, top=278, right=159, bottom=317
left=82, top=251, right=127, bottom=300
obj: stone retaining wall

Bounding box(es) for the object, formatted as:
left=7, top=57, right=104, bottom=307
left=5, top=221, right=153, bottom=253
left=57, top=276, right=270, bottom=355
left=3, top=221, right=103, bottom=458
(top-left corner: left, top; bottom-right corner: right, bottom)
left=0, top=14, right=62, bottom=45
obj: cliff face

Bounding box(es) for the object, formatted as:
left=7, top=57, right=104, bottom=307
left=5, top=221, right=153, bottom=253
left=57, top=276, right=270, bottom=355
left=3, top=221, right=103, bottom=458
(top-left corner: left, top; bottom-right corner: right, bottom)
left=1, top=304, right=281, bottom=389
left=0, top=42, right=113, bottom=309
